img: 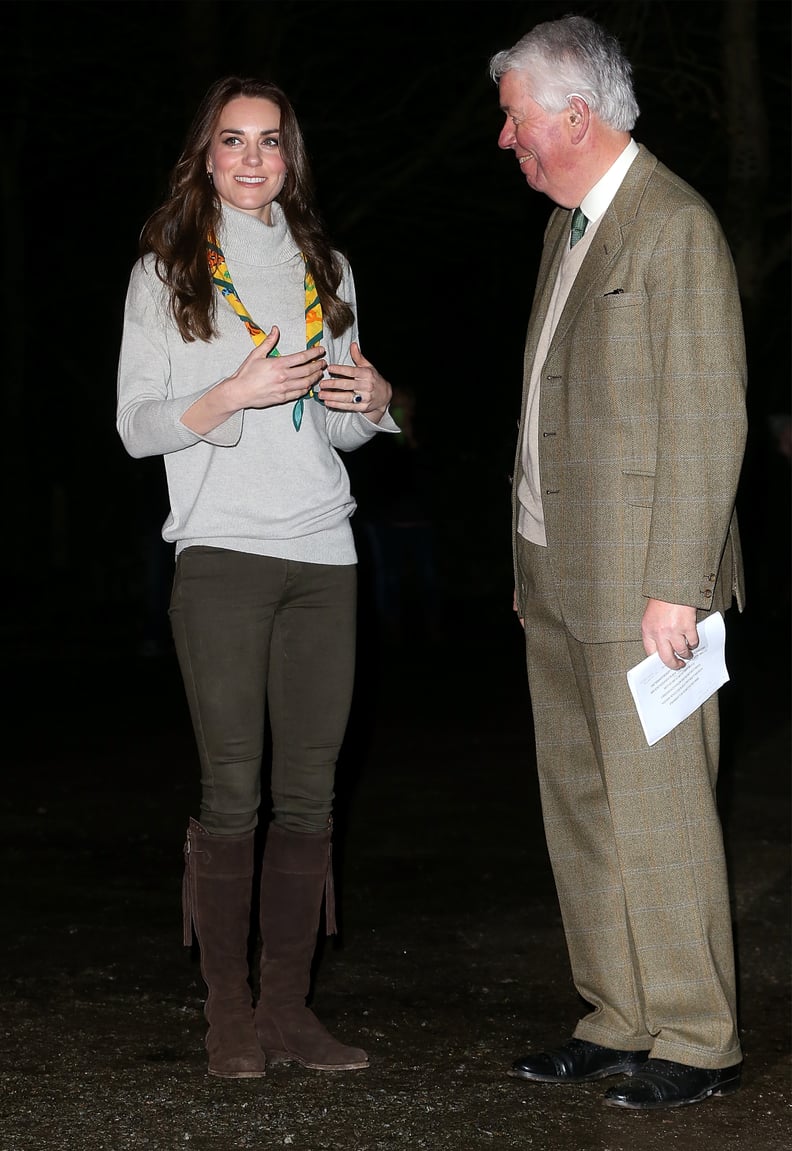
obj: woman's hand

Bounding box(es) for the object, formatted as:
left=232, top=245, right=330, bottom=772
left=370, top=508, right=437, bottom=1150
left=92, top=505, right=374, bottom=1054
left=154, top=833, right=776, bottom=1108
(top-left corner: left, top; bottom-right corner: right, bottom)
left=181, top=327, right=326, bottom=434
left=321, top=342, right=392, bottom=424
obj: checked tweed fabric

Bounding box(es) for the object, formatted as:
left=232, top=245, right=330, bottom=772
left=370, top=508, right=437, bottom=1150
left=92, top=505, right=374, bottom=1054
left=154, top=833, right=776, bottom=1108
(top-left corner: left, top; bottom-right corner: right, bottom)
left=516, top=537, right=741, bottom=1067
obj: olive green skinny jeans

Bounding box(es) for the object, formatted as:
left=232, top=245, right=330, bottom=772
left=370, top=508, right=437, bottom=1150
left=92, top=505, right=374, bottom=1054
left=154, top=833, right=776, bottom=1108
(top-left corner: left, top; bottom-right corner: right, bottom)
left=169, top=546, right=357, bottom=836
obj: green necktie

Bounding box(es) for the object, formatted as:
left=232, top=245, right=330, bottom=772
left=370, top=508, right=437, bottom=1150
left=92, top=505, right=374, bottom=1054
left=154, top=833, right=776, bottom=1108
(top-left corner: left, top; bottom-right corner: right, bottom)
left=570, top=207, right=588, bottom=247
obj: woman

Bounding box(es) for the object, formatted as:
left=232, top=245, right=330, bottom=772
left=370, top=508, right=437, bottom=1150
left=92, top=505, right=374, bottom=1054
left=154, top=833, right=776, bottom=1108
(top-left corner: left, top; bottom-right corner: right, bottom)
left=117, top=76, right=396, bottom=1079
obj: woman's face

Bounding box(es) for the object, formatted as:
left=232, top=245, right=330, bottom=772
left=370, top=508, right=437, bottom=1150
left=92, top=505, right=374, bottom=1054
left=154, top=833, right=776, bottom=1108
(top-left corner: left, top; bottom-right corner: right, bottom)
left=206, top=96, right=287, bottom=223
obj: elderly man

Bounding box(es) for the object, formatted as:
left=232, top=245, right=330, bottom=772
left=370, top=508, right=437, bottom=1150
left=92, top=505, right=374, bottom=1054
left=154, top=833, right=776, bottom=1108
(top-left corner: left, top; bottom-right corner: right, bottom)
left=490, top=14, right=747, bottom=1110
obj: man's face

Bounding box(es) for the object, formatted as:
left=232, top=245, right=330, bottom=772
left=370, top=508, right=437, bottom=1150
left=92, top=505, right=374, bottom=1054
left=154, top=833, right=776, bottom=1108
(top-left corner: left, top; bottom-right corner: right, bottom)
left=497, top=71, right=577, bottom=208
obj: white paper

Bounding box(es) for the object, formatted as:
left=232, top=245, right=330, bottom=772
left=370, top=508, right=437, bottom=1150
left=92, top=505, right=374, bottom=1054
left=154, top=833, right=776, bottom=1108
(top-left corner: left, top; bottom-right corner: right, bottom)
left=626, top=612, right=729, bottom=746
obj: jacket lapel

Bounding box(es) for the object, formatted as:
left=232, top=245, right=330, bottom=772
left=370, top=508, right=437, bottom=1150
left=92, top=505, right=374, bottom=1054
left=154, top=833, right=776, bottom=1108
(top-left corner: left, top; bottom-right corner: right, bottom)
left=545, top=145, right=659, bottom=355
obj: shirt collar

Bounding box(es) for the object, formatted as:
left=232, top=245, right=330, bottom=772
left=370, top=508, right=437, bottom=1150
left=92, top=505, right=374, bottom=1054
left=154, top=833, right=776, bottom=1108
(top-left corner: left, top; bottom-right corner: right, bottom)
left=580, top=138, right=639, bottom=224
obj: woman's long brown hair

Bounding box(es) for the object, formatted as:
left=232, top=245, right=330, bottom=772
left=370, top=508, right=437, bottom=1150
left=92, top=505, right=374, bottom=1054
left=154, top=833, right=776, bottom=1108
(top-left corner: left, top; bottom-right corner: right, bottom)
left=139, top=77, right=354, bottom=342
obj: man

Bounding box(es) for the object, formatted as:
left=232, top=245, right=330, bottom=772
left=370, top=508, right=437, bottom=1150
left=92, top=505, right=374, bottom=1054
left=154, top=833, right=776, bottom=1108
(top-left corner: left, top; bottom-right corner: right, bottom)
left=490, top=15, right=747, bottom=1110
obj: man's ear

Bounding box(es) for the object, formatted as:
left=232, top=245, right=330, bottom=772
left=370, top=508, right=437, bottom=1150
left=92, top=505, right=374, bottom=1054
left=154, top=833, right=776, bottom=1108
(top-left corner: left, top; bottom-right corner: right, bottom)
left=567, top=93, right=590, bottom=143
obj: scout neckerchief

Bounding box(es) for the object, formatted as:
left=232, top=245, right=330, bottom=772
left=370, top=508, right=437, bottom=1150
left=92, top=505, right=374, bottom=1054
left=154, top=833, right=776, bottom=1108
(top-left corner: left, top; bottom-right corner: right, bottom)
left=207, top=235, right=324, bottom=431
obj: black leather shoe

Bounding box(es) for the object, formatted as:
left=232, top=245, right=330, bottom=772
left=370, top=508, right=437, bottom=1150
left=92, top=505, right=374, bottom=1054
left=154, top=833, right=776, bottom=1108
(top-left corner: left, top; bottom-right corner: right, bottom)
left=603, top=1058, right=742, bottom=1109
left=510, top=1037, right=651, bottom=1083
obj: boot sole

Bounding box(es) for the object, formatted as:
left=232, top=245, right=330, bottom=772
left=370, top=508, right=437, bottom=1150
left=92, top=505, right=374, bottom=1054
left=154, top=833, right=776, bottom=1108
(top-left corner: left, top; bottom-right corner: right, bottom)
left=208, top=1068, right=266, bottom=1079
left=265, top=1050, right=369, bottom=1071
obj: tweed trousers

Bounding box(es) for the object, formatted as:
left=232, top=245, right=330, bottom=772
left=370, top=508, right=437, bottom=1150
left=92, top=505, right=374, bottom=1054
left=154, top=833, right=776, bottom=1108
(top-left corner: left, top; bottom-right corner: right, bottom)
left=516, top=535, right=741, bottom=1069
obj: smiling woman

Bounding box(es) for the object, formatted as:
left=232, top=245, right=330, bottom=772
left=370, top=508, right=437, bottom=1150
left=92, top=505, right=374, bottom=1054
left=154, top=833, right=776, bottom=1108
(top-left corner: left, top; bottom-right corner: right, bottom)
left=115, top=74, right=399, bottom=1082
left=206, top=97, right=287, bottom=221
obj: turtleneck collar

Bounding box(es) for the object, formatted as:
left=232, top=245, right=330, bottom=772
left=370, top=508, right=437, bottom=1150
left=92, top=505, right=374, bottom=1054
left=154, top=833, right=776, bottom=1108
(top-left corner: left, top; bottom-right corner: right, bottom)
left=217, top=201, right=302, bottom=268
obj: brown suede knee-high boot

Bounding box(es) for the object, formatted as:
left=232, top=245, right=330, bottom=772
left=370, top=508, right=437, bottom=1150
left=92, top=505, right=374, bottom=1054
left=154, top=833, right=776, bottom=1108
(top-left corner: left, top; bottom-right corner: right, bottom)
left=183, top=818, right=267, bottom=1078
left=254, top=823, right=368, bottom=1071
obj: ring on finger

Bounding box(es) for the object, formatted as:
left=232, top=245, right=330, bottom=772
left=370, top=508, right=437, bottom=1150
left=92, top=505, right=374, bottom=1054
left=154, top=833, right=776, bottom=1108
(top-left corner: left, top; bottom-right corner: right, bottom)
left=353, top=392, right=363, bottom=404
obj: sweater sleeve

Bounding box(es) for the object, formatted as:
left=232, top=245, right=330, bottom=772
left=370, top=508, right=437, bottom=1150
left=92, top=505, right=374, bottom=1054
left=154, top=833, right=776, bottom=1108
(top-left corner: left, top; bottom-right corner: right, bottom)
left=322, top=259, right=401, bottom=451
left=116, top=260, right=243, bottom=460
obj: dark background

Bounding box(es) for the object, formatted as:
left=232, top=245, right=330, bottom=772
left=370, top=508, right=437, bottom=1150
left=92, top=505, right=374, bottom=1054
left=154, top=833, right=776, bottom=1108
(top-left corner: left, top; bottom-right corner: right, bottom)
left=1, top=6, right=789, bottom=1148
left=2, top=0, right=789, bottom=656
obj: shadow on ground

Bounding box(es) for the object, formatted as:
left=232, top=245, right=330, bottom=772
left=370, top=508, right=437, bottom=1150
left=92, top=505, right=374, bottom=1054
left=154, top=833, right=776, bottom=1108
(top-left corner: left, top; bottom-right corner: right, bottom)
left=1, top=596, right=789, bottom=1151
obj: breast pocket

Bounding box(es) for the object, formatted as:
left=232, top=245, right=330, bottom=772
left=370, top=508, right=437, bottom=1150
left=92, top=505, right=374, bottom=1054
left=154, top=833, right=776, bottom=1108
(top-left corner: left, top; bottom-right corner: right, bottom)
left=584, top=292, right=653, bottom=421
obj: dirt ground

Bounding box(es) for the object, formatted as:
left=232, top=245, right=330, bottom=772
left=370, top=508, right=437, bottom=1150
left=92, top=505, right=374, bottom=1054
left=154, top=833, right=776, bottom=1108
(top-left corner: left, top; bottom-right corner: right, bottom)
left=1, top=595, right=789, bottom=1151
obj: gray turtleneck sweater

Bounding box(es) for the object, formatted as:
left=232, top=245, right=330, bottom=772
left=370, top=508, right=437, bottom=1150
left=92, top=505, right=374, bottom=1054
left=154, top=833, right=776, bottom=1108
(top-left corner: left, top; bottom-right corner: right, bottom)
left=117, top=203, right=397, bottom=564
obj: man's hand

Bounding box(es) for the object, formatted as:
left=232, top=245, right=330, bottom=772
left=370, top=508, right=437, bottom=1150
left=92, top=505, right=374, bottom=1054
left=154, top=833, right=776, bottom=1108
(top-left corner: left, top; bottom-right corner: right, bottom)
left=642, top=598, right=699, bottom=670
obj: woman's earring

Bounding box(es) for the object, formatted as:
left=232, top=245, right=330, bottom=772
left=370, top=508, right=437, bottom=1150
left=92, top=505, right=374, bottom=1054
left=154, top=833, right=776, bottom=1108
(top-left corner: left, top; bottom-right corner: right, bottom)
left=206, top=171, right=213, bottom=184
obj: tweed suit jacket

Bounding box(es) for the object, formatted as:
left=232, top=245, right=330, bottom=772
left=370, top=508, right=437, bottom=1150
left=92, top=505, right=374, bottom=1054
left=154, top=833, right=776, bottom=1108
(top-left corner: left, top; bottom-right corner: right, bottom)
left=513, top=144, right=747, bottom=644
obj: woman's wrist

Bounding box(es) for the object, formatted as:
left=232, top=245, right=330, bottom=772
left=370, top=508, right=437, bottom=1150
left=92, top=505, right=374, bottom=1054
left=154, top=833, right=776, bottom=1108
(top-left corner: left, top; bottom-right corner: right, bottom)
left=181, top=377, right=242, bottom=434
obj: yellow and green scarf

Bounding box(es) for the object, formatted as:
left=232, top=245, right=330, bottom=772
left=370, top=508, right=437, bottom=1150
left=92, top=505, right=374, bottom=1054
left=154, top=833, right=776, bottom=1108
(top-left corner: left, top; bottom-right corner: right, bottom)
left=207, top=236, right=324, bottom=431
